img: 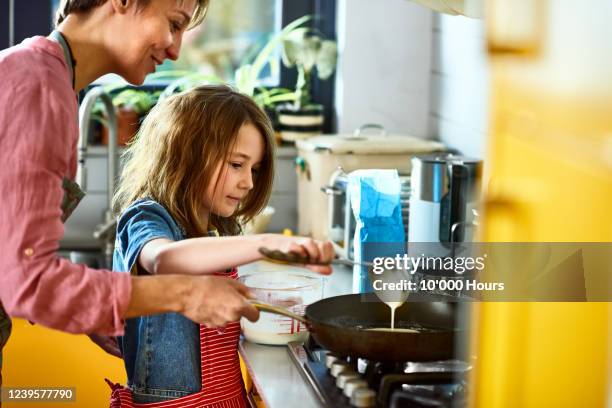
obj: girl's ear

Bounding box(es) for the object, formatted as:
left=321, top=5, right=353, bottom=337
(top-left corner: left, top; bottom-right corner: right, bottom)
left=109, top=0, right=132, bottom=15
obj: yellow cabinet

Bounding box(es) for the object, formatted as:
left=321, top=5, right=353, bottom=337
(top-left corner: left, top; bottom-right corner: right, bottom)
left=3, top=319, right=125, bottom=407
left=472, top=1, right=612, bottom=407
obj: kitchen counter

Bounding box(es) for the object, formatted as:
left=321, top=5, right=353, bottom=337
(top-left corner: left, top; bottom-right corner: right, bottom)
left=238, top=261, right=353, bottom=408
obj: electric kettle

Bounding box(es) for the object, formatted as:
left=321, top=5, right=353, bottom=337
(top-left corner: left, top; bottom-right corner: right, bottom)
left=408, top=154, right=482, bottom=244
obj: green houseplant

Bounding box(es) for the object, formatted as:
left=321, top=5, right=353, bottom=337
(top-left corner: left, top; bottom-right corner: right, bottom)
left=94, top=17, right=318, bottom=146
left=276, top=24, right=338, bottom=143
left=91, top=71, right=221, bottom=145
left=90, top=85, right=158, bottom=146
left=152, top=70, right=223, bottom=100
left=233, top=15, right=312, bottom=101
left=232, top=16, right=319, bottom=140
left=141, top=16, right=318, bottom=142
left=105, top=88, right=159, bottom=145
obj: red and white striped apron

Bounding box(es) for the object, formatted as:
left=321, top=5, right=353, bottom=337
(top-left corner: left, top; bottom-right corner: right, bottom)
left=107, top=269, right=246, bottom=408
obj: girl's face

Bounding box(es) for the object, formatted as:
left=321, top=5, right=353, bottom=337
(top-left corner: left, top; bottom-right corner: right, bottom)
left=204, top=123, right=265, bottom=218
left=113, top=0, right=197, bottom=84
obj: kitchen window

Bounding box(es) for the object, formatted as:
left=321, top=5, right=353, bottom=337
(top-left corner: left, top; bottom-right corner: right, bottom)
left=1, top=0, right=336, bottom=131
left=166, top=0, right=282, bottom=85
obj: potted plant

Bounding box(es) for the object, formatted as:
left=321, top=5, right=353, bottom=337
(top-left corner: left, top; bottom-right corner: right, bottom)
left=248, top=86, right=296, bottom=143
left=233, top=15, right=311, bottom=99
left=105, top=88, right=158, bottom=145
left=232, top=16, right=319, bottom=141
left=276, top=26, right=338, bottom=143
left=89, top=85, right=159, bottom=146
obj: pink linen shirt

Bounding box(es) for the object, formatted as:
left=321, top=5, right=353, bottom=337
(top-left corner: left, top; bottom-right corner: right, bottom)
left=0, top=36, right=131, bottom=335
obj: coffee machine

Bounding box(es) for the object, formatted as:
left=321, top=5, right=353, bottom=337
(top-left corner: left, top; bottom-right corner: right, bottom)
left=408, top=155, right=482, bottom=244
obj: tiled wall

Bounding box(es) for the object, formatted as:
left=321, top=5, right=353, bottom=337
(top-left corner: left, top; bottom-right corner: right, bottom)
left=429, top=13, right=489, bottom=158
left=336, top=2, right=489, bottom=158
left=335, top=0, right=433, bottom=138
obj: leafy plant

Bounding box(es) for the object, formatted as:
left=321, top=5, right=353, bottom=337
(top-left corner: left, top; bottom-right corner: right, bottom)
left=253, top=87, right=297, bottom=108
left=89, top=70, right=222, bottom=125
left=111, top=88, right=158, bottom=113
left=89, top=83, right=154, bottom=124
left=150, top=70, right=224, bottom=101
left=233, top=15, right=316, bottom=109
left=88, top=15, right=323, bottom=134
left=86, top=84, right=161, bottom=146
left=281, top=26, right=338, bottom=110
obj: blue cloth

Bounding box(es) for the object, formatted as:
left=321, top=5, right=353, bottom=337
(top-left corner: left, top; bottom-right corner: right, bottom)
left=113, top=199, right=201, bottom=403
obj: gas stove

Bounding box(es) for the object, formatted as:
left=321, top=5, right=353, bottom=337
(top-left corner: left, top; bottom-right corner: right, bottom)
left=287, top=337, right=470, bottom=408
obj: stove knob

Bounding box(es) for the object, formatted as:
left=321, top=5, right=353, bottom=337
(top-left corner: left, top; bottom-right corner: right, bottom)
left=350, top=388, right=376, bottom=408
left=325, top=353, right=339, bottom=369
left=357, top=358, right=369, bottom=374
left=336, top=372, right=360, bottom=389
left=343, top=378, right=368, bottom=398
left=330, top=361, right=351, bottom=377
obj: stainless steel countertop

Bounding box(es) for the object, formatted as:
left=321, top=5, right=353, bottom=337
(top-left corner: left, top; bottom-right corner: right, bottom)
left=238, top=261, right=353, bottom=408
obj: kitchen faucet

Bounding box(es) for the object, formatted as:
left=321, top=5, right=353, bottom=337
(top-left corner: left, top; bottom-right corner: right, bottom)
left=77, top=86, right=118, bottom=268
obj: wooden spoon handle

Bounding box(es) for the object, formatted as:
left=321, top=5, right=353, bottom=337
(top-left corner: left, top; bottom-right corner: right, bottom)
left=258, top=247, right=373, bottom=268
left=249, top=300, right=309, bottom=325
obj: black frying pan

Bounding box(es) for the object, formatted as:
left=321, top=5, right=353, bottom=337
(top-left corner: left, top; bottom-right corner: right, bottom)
left=253, top=294, right=459, bottom=362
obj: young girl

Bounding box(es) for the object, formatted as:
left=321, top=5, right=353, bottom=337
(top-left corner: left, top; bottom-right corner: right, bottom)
left=108, top=85, right=334, bottom=407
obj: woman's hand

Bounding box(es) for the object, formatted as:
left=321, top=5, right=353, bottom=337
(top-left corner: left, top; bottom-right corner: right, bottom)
left=177, top=276, right=260, bottom=327
left=127, top=275, right=260, bottom=328
left=262, top=235, right=336, bottom=275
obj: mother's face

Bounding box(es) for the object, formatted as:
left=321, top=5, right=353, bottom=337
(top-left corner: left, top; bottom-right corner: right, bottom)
left=113, top=0, right=198, bottom=84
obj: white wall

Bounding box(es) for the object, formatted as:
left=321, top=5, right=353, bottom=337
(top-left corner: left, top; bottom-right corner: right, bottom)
left=429, top=13, right=489, bottom=158
left=336, top=2, right=490, bottom=157
left=335, top=0, right=433, bottom=138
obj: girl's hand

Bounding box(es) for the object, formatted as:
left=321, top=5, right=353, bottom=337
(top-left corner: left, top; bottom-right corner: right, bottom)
left=264, top=235, right=335, bottom=275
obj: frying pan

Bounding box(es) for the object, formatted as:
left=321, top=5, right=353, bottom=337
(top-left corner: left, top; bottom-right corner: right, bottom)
left=252, top=294, right=458, bottom=362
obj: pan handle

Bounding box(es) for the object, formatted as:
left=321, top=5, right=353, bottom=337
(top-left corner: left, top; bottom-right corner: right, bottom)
left=249, top=300, right=309, bottom=325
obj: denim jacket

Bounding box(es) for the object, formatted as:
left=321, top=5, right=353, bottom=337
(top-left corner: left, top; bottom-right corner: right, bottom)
left=113, top=199, right=201, bottom=403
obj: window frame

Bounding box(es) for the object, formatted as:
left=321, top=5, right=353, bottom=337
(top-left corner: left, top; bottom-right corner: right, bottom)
left=280, top=0, right=337, bottom=133
left=0, top=0, right=53, bottom=49
left=1, top=0, right=337, bottom=132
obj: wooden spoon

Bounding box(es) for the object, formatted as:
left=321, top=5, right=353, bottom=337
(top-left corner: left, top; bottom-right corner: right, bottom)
left=258, top=247, right=373, bottom=269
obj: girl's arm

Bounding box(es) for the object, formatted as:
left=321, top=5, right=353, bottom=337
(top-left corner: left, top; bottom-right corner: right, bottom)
left=139, top=233, right=334, bottom=276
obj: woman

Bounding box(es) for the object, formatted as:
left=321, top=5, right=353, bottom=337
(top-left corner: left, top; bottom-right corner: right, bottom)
left=0, top=0, right=333, bottom=383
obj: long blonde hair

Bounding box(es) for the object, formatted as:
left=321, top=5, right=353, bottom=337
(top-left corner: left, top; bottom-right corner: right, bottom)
left=113, top=85, right=275, bottom=237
